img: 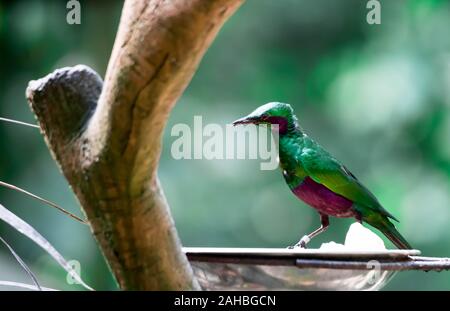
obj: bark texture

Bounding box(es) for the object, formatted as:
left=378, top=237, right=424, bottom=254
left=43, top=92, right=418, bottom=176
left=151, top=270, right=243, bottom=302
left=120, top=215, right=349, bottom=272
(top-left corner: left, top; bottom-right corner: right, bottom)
left=26, top=0, right=243, bottom=290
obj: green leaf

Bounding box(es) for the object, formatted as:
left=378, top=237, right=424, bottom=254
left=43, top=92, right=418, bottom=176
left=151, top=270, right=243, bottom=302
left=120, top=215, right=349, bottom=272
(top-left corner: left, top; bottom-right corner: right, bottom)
left=0, top=280, right=57, bottom=291
left=0, top=236, right=41, bottom=290
left=0, top=203, right=93, bottom=290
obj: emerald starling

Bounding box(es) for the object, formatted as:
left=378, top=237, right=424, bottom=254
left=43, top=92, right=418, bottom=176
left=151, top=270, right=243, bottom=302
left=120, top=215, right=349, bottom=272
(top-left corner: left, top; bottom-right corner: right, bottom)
left=233, top=102, right=412, bottom=249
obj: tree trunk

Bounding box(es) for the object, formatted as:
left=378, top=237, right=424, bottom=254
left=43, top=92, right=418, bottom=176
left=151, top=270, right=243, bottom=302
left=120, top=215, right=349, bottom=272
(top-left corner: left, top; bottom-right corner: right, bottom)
left=26, top=0, right=243, bottom=290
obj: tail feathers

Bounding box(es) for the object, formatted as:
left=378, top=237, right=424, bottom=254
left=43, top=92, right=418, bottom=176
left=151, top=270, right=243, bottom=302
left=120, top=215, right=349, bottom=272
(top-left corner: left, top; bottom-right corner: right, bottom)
left=366, top=217, right=412, bottom=249
left=382, top=225, right=412, bottom=249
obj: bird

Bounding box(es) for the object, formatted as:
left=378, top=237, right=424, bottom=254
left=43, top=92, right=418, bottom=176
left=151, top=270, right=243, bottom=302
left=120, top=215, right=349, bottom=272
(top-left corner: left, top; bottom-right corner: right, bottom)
left=232, top=102, right=412, bottom=249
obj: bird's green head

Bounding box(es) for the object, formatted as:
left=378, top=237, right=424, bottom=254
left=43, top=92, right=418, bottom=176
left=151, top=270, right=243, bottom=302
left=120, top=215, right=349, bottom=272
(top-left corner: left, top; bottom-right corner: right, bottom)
left=232, top=102, right=299, bottom=134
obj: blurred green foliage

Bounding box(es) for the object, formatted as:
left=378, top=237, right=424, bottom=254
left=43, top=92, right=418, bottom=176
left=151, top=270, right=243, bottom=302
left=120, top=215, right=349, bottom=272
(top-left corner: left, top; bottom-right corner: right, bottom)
left=0, top=0, right=449, bottom=290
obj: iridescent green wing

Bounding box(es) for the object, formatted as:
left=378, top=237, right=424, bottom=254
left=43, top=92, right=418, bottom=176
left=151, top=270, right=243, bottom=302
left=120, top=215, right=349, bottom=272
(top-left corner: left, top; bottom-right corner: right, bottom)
left=299, top=141, right=398, bottom=221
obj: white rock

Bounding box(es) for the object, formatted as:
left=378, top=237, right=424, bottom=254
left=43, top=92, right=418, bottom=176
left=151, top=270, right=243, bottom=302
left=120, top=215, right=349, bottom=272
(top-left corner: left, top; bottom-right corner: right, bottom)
left=319, top=241, right=346, bottom=251
left=318, top=222, right=386, bottom=251
left=344, top=223, right=386, bottom=250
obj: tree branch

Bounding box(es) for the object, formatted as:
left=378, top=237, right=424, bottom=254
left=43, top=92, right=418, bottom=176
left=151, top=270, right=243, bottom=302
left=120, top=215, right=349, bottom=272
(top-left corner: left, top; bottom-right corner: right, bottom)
left=26, top=0, right=243, bottom=290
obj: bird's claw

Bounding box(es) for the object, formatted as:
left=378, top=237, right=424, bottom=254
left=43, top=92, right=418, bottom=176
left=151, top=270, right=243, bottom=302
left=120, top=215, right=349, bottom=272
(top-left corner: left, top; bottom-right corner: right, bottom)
left=287, top=235, right=310, bottom=249
left=286, top=242, right=307, bottom=249
left=295, top=240, right=308, bottom=249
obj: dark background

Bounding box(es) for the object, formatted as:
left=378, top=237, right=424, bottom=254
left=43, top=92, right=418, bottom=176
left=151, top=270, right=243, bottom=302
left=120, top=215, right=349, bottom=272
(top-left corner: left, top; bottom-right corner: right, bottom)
left=0, top=0, right=449, bottom=290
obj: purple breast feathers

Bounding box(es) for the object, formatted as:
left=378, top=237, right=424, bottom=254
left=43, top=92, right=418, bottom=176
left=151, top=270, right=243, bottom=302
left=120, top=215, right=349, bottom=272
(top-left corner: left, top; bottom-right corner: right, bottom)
left=292, top=176, right=355, bottom=218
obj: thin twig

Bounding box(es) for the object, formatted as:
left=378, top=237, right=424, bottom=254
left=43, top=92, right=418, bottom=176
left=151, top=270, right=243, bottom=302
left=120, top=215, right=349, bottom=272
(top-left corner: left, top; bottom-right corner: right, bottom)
left=0, top=236, right=41, bottom=290
left=0, top=181, right=87, bottom=224
left=0, top=117, right=39, bottom=129
left=0, top=118, right=85, bottom=224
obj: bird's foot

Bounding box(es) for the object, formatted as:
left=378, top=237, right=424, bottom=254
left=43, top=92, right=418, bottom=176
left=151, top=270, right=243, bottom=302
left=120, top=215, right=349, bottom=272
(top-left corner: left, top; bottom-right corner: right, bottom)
left=287, top=235, right=310, bottom=249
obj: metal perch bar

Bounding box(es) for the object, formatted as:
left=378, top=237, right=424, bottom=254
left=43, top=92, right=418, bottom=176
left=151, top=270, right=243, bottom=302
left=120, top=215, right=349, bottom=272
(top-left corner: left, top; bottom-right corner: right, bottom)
left=184, top=248, right=450, bottom=271
left=295, top=257, right=450, bottom=271
left=185, top=248, right=450, bottom=290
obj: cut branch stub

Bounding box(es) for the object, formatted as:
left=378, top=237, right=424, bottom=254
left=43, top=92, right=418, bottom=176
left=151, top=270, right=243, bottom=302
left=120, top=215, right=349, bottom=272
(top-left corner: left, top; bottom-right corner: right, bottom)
left=26, top=0, right=243, bottom=290
left=26, top=65, right=102, bottom=162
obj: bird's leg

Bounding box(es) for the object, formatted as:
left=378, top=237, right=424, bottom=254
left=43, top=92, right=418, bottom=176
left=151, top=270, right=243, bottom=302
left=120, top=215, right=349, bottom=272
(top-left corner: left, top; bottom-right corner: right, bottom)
left=289, top=214, right=329, bottom=249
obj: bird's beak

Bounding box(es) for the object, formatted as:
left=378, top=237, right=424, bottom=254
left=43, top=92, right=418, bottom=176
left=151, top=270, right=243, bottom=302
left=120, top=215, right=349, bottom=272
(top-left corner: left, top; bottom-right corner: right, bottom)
left=232, top=116, right=257, bottom=126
